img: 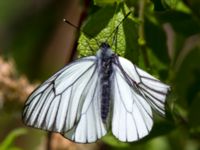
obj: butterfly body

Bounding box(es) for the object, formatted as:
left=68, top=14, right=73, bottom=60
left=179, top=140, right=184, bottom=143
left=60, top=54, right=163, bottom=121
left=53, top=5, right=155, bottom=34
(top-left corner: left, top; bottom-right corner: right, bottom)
left=98, top=43, right=115, bottom=123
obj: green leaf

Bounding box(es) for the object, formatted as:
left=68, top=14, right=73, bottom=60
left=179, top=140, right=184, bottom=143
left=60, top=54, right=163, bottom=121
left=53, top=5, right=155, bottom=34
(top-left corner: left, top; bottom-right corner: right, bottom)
left=143, top=47, right=169, bottom=80
left=144, top=17, right=170, bottom=64
left=176, top=1, right=191, bottom=14
left=155, top=10, right=200, bottom=68
left=144, top=136, right=171, bottom=150
left=186, top=0, right=200, bottom=17
left=94, top=0, right=121, bottom=6
left=82, top=5, right=116, bottom=38
left=147, top=120, right=175, bottom=139
left=78, top=3, right=138, bottom=59
left=151, top=0, right=192, bottom=12
left=101, top=132, right=131, bottom=148
left=123, top=16, right=139, bottom=64
left=174, top=46, right=200, bottom=108
left=0, top=128, right=27, bottom=150
left=163, top=0, right=179, bottom=9
left=157, top=11, right=200, bottom=37
left=150, top=0, right=166, bottom=11
left=189, top=93, right=200, bottom=128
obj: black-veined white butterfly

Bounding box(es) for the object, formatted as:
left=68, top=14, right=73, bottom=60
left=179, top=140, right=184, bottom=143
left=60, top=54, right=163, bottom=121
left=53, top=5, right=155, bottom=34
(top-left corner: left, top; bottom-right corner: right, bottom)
left=22, top=11, right=170, bottom=143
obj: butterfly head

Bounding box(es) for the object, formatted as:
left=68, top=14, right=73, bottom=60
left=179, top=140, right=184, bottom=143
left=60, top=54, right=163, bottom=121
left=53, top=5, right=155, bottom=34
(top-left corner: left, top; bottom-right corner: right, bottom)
left=97, top=42, right=114, bottom=58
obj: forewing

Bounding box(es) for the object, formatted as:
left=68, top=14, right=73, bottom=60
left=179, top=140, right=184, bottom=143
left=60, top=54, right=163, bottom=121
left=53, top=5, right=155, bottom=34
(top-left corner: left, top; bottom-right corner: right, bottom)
left=22, top=56, right=101, bottom=134
left=117, top=57, right=170, bottom=115
left=112, top=64, right=153, bottom=142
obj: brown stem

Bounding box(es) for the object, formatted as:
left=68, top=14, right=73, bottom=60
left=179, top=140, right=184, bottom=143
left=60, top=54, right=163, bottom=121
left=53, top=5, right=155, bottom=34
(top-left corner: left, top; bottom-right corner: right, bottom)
left=68, top=0, right=90, bottom=63
left=46, top=132, right=52, bottom=150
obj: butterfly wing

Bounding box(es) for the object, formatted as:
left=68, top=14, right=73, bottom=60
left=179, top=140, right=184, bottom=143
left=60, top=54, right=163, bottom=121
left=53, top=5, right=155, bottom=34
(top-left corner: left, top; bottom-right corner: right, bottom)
left=117, top=57, right=170, bottom=115
left=22, top=56, right=107, bottom=143
left=111, top=56, right=170, bottom=142
left=63, top=72, right=107, bottom=143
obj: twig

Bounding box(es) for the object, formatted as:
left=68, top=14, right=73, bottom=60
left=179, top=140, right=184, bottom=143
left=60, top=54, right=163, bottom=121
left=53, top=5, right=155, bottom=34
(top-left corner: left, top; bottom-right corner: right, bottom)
left=47, top=132, right=52, bottom=150
left=68, top=0, right=90, bottom=63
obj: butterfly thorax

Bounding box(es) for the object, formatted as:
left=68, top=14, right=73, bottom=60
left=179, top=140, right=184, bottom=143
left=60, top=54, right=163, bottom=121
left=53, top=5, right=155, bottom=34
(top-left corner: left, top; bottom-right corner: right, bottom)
left=98, top=43, right=114, bottom=123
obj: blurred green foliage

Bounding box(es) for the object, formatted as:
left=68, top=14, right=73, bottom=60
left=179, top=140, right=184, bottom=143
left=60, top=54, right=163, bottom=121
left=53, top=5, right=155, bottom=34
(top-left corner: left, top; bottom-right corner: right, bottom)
left=0, top=128, right=26, bottom=150
left=0, top=0, right=200, bottom=150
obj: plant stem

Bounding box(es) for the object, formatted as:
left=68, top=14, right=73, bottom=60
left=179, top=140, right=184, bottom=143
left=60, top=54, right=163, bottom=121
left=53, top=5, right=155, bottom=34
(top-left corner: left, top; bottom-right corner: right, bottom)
left=68, top=0, right=90, bottom=63
left=47, top=132, right=52, bottom=150
left=138, top=0, right=149, bottom=67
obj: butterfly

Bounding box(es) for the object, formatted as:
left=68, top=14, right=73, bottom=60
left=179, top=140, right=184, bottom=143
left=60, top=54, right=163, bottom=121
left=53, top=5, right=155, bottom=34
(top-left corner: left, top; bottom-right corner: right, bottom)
left=22, top=10, right=170, bottom=143
left=22, top=43, right=170, bottom=143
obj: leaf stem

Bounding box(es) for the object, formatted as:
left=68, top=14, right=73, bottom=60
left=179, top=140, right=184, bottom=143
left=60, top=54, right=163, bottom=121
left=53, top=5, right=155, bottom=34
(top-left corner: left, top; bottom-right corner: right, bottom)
left=138, top=0, right=149, bottom=67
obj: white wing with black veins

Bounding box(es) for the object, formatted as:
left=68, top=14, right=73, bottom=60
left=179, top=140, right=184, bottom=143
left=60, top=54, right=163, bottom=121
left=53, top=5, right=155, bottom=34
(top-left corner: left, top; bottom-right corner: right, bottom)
left=22, top=56, right=107, bottom=143
left=111, top=56, right=170, bottom=142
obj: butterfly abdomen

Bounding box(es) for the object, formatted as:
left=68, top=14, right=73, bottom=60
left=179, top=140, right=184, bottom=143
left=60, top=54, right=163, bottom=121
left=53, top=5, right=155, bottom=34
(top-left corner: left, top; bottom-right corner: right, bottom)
left=99, top=44, right=114, bottom=123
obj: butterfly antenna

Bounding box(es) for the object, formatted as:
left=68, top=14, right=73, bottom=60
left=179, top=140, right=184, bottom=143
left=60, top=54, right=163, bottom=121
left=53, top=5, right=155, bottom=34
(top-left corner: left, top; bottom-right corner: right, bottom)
left=105, top=11, right=132, bottom=44
left=63, top=19, right=100, bottom=48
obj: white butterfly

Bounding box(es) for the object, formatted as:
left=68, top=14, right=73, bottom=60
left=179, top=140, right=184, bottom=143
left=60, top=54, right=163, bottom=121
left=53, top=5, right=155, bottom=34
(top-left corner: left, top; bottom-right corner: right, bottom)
left=22, top=42, right=170, bottom=143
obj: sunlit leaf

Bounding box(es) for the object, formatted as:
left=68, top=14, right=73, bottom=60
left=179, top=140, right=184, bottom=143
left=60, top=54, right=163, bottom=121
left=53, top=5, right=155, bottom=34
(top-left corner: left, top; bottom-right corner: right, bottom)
left=78, top=3, right=138, bottom=59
